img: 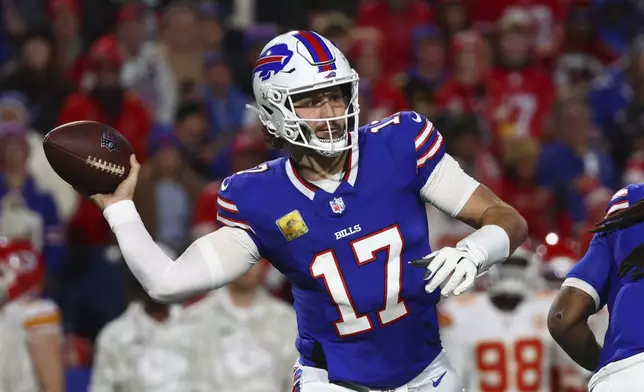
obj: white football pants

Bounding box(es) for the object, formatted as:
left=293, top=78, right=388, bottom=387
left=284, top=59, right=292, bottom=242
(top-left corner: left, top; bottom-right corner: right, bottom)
left=589, top=353, right=644, bottom=392
left=292, top=350, right=464, bottom=392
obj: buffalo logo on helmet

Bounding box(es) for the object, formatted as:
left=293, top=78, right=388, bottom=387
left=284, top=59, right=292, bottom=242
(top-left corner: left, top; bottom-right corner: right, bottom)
left=253, top=43, right=294, bottom=81
left=100, top=128, right=120, bottom=152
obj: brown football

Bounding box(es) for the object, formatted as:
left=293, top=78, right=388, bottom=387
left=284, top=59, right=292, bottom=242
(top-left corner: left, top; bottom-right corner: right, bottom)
left=43, top=121, right=133, bottom=196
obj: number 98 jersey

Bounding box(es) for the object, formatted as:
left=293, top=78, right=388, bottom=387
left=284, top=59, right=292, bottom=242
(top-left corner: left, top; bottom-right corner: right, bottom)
left=216, top=111, right=447, bottom=389
left=439, top=293, right=561, bottom=392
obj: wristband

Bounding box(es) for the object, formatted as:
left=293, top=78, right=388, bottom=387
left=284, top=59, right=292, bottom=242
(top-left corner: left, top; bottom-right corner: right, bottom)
left=456, top=224, right=510, bottom=273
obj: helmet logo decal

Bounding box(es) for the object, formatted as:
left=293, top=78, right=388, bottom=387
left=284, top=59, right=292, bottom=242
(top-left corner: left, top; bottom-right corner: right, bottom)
left=294, top=31, right=337, bottom=73
left=253, top=43, right=294, bottom=81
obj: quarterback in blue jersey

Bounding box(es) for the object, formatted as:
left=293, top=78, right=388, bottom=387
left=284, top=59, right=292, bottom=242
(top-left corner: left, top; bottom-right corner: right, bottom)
left=90, top=31, right=527, bottom=392
left=549, top=184, right=644, bottom=392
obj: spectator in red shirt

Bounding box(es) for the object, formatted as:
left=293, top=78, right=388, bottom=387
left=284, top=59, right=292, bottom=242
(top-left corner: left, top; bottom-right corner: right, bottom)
left=434, top=30, right=493, bottom=121
left=191, top=181, right=221, bottom=240
left=499, top=137, right=557, bottom=240
left=61, top=36, right=152, bottom=248
left=356, top=0, right=433, bottom=76
left=58, top=35, right=152, bottom=161
left=488, top=8, right=555, bottom=145
left=352, top=39, right=408, bottom=122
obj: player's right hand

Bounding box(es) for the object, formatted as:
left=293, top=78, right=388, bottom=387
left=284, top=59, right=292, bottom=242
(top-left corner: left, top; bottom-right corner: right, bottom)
left=90, top=155, right=141, bottom=210
left=410, top=247, right=479, bottom=297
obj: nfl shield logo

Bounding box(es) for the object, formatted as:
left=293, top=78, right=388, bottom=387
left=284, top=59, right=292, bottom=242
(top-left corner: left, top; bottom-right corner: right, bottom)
left=100, top=128, right=120, bottom=152
left=329, top=197, right=345, bottom=214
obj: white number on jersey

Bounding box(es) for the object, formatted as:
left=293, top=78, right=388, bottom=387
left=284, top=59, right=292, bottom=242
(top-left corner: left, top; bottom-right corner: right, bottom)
left=310, top=225, right=409, bottom=337
left=369, top=114, right=401, bottom=133
left=506, top=94, right=537, bottom=137
left=476, top=338, right=543, bottom=392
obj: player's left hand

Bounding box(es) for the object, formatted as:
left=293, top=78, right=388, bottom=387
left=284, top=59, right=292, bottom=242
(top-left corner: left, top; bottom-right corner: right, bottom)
left=409, top=247, right=480, bottom=297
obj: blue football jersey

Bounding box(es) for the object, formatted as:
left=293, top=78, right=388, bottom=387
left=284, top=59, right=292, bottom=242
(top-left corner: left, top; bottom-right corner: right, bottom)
left=216, top=111, right=446, bottom=388
left=566, top=183, right=644, bottom=372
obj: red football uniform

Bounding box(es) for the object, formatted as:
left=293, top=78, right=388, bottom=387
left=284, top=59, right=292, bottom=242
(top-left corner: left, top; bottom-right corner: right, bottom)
left=0, top=240, right=44, bottom=301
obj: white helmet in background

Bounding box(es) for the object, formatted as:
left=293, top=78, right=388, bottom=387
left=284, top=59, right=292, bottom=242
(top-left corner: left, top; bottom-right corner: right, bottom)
left=0, top=195, right=43, bottom=252
left=247, top=30, right=360, bottom=157
left=487, top=245, right=542, bottom=299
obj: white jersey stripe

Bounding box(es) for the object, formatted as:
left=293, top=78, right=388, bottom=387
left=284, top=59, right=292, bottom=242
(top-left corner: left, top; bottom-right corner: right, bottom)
left=216, top=214, right=255, bottom=233
left=414, top=121, right=433, bottom=151
left=416, top=134, right=444, bottom=168
left=217, top=197, right=239, bottom=213
left=611, top=188, right=628, bottom=201
left=606, top=200, right=629, bottom=217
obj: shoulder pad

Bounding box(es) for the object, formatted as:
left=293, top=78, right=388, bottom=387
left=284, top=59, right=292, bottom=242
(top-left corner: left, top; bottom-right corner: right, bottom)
left=217, top=162, right=274, bottom=234
left=218, top=162, right=272, bottom=203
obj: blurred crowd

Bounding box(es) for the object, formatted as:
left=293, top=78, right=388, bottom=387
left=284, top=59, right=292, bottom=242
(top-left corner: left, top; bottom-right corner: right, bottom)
left=0, top=0, right=641, bottom=391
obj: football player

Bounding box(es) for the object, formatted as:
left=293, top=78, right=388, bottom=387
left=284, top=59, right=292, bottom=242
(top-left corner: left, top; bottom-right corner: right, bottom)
left=91, top=245, right=218, bottom=392
left=441, top=246, right=567, bottom=392
left=0, top=213, right=64, bottom=392
left=0, top=263, right=42, bottom=392
left=538, top=236, right=609, bottom=392
left=548, top=185, right=644, bottom=392
left=181, top=262, right=298, bottom=392
left=91, top=31, right=527, bottom=391
left=540, top=235, right=610, bottom=350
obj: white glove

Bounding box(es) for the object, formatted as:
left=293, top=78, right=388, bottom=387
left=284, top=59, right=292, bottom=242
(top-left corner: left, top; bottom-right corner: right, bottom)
left=409, top=247, right=481, bottom=297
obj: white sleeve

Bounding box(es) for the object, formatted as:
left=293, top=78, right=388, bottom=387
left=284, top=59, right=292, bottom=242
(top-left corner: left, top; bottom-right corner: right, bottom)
left=420, top=154, right=480, bottom=217
left=103, top=200, right=259, bottom=303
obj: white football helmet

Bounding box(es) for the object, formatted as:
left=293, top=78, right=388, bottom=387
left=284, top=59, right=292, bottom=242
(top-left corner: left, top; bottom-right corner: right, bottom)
left=246, top=30, right=359, bottom=157
left=487, top=245, right=542, bottom=298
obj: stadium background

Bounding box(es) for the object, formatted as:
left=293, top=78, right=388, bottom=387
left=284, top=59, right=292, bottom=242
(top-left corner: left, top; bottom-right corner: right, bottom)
left=0, top=0, right=637, bottom=390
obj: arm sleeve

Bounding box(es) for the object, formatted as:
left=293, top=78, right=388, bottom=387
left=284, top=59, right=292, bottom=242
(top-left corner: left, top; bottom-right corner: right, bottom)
left=104, top=200, right=259, bottom=303
left=420, top=153, right=480, bottom=217
left=562, top=235, right=613, bottom=311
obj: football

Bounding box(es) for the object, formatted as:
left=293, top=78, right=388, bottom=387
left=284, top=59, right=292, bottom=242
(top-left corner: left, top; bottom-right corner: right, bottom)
left=43, top=121, right=133, bottom=196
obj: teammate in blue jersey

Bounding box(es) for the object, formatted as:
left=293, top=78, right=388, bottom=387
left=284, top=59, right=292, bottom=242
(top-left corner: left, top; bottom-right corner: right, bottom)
left=89, top=31, right=527, bottom=391
left=548, top=184, right=644, bottom=392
